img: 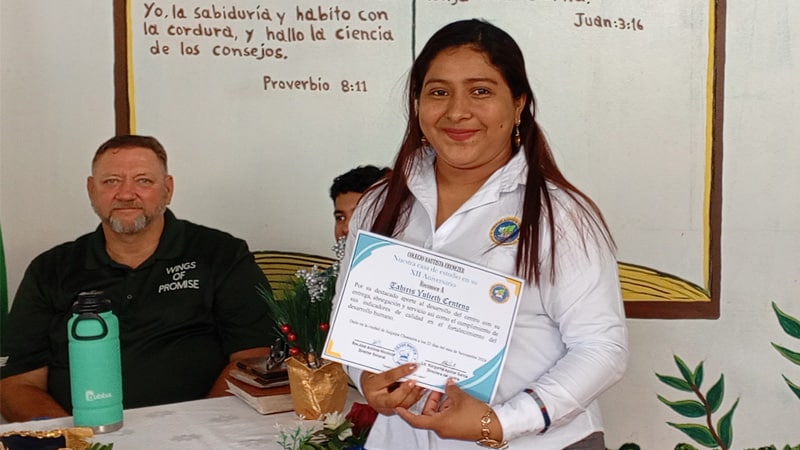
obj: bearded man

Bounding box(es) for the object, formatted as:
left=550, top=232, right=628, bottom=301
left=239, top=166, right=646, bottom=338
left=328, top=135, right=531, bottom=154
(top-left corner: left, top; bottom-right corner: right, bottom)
left=0, top=135, right=276, bottom=421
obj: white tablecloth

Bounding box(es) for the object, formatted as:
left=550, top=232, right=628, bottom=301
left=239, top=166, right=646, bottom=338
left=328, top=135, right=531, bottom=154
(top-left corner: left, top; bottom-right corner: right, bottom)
left=0, top=388, right=364, bottom=449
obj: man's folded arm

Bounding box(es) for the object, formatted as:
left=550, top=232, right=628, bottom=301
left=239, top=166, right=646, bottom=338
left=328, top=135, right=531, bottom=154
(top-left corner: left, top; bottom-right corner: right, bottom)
left=0, top=366, right=69, bottom=422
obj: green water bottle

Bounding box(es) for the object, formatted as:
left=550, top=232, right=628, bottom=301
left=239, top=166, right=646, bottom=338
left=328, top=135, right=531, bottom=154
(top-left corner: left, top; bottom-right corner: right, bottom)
left=67, top=290, right=124, bottom=433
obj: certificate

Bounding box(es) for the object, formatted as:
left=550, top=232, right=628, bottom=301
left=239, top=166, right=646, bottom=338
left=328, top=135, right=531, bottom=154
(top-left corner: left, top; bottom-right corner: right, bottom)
left=323, top=231, right=523, bottom=403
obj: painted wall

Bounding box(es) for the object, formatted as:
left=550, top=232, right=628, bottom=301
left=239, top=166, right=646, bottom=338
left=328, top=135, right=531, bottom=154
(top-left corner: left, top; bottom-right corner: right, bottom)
left=126, top=0, right=719, bottom=310
left=1, top=2, right=798, bottom=447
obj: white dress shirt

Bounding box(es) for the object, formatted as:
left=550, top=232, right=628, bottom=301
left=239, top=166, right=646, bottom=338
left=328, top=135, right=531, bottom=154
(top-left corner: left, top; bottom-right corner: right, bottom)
left=338, top=148, right=628, bottom=449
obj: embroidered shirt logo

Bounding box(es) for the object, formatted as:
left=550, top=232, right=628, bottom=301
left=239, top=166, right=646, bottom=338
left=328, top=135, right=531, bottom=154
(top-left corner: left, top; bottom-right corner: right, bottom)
left=490, top=217, right=520, bottom=245
left=158, top=261, right=200, bottom=293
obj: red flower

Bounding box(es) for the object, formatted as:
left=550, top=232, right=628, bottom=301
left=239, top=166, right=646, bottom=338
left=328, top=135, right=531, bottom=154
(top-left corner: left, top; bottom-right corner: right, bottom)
left=345, top=402, right=378, bottom=438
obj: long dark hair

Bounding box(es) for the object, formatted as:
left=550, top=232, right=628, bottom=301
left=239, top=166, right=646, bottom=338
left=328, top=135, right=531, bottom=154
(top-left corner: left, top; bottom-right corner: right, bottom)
left=370, top=19, right=613, bottom=284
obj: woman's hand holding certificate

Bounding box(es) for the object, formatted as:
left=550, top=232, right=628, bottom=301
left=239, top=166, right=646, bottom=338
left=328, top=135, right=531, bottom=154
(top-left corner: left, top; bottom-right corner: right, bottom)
left=360, top=363, right=425, bottom=415
left=395, top=378, right=505, bottom=444
left=323, top=231, right=523, bottom=403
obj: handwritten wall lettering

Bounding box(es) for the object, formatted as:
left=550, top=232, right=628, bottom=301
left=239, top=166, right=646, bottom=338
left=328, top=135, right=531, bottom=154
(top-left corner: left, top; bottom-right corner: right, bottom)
left=138, top=2, right=397, bottom=94
left=425, top=0, right=649, bottom=32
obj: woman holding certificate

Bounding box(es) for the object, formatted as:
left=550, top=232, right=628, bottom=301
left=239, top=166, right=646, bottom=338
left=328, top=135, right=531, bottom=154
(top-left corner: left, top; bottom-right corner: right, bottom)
left=337, top=19, right=628, bottom=449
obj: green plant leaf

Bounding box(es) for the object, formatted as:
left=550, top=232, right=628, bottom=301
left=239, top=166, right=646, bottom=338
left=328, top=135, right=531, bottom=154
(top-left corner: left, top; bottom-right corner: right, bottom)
left=657, top=373, right=694, bottom=392
left=773, top=302, right=800, bottom=339
left=667, top=423, right=718, bottom=448
left=675, top=355, right=696, bottom=385
left=674, top=444, right=699, bottom=450
left=299, top=442, right=325, bottom=450
left=716, top=397, right=739, bottom=449
left=694, top=361, right=705, bottom=388
left=619, top=444, right=642, bottom=450
left=772, top=343, right=800, bottom=366
left=87, top=444, right=114, bottom=450
left=706, top=374, right=725, bottom=413
left=782, top=375, right=800, bottom=400
left=657, top=395, right=707, bottom=418
left=86, top=444, right=114, bottom=450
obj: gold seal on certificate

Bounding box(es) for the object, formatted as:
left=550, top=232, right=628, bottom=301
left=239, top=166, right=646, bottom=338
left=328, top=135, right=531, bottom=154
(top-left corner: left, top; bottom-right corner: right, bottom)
left=323, top=231, right=523, bottom=403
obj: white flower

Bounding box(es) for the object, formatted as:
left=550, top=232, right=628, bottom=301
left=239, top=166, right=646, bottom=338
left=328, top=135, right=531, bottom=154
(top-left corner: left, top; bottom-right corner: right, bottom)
left=337, top=427, right=353, bottom=441
left=321, top=411, right=347, bottom=430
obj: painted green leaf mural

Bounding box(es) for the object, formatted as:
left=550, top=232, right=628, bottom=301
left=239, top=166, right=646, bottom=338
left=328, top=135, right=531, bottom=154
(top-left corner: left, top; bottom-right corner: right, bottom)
left=693, top=362, right=704, bottom=388
left=773, top=301, right=800, bottom=339
left=675, top=355, right=695, bottom=385
left=667, top=423, right=717, bottom=448
left=772, top=343, right=800, bottom=366
left=656, top=374, right=694, bottom=392
left=706, top=374, right=725, bottom=413
left=657, top=356, right=738, bottom=450
left=772, top=301, right=800, bottom=400
left=657, top=396, right=707, bottom=418
left=782, top=375, right=800, bottom=400
left=716, top=398, right=739, bottom=449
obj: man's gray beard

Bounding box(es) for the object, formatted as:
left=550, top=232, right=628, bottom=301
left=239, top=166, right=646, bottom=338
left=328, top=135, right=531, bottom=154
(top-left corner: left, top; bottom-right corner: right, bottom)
left=108, top=213, right=148, bottom=234
left=92, top=202, right=166, bottom=235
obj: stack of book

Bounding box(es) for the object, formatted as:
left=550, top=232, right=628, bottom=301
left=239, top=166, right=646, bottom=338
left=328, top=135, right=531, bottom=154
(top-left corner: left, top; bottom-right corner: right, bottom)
left=225, top=356, right=294, bottom=415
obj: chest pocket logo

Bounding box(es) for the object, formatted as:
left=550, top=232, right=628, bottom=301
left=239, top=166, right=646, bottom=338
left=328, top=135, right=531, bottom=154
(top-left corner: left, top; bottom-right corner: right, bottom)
left=490, top=217, right=520, bottom=246
left=159, top=261, right=200, bottom=293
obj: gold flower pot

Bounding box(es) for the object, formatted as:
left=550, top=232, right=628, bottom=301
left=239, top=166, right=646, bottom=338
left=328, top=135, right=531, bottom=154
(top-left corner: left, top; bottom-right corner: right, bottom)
left=285, top=355, right=349, bottom=420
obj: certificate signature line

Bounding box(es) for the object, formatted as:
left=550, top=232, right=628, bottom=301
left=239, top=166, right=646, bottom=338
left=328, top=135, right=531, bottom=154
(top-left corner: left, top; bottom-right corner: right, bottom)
left=353, top=339, right=392, bottom=352
left=424, top=359, right=467, bottom=374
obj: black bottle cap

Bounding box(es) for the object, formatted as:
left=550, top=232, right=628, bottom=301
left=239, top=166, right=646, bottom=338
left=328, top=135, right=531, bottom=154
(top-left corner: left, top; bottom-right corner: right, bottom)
left=73, top=290, right=112, bottom=314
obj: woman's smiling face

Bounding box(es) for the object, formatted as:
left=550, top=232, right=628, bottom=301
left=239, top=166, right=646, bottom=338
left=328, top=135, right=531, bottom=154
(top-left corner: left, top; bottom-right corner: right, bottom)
left=418, top=45, right=525, bottom=174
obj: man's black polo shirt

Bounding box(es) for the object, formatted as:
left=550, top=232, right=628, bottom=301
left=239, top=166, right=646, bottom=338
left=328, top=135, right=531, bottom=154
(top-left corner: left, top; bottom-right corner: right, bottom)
left=0, top=209, right=275, bottom=411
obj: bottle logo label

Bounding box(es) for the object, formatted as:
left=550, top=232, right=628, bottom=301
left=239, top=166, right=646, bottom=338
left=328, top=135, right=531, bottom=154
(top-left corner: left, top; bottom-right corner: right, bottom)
left=85, top=390, right=113, bottom=401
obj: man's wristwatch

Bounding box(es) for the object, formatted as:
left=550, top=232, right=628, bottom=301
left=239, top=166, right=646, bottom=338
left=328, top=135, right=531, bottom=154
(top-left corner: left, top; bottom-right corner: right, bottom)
left=475, top=407, right=508, bottom=449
